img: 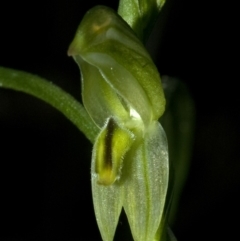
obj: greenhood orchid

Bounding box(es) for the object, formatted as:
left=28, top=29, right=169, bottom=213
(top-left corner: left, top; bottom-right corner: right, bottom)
left=68, top=6, right=170, bottom=241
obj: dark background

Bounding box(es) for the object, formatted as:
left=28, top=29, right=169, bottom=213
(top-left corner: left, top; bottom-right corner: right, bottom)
left=0, top=0, right=238, bottom=240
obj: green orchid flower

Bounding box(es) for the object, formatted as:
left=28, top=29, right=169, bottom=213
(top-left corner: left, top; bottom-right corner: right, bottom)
left=68, top=6, right=170, bottom=241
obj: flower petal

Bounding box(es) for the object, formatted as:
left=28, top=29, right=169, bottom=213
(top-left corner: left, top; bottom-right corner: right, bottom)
left=91, top=117, right=135, bottom=241
left=92, top=170, right=124, bottom=241
left=91, top=181, right=124, bottom=241
left=76, top=56, right=129, bottom=128
left=82, top=52, right=151, bottom=126
left=68, top=6, right=166, bottom=124
left=122, top=122, right=169, bottom=241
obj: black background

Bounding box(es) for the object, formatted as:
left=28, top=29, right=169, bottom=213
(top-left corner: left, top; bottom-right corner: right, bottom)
left=0, top=0, right=238, bottom=240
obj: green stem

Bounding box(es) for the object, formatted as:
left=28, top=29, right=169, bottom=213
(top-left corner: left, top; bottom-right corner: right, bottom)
left=0, top=66, right=99, bottom=143
left=118, top=0, right=165, bottom=42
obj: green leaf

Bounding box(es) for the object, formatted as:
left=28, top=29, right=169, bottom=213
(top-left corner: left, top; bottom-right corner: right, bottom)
left=0, top=66, right=99, bottom=142
left=161, top=76, right=195, bottom=225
